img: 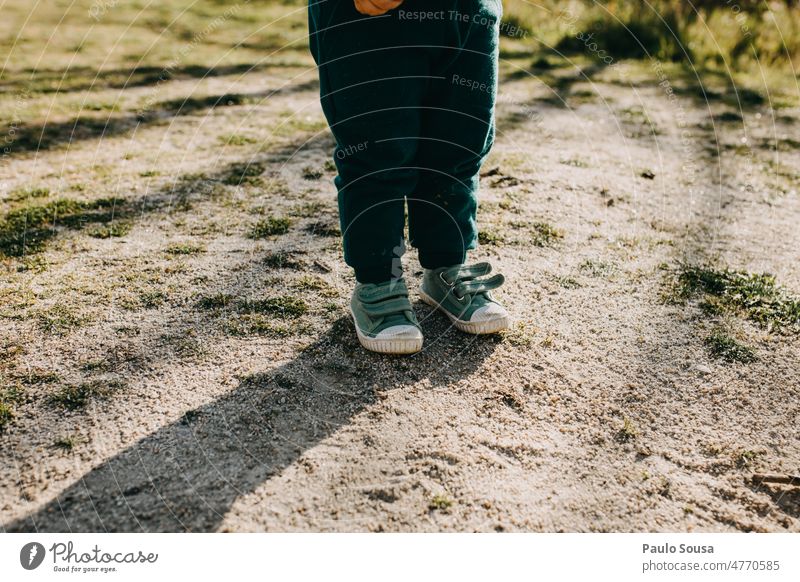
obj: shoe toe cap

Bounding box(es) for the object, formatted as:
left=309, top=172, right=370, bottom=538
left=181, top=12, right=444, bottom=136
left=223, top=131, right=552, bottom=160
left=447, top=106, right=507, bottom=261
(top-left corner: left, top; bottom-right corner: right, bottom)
left=375, top=325, right=423, bottom=340
left=470, top=303, right=508, bottom=322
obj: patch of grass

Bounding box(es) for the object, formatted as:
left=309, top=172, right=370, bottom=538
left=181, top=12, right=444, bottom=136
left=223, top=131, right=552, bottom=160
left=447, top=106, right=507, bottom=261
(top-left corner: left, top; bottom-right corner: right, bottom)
left=7, top=186, right=50, bottom=202
left=196, top=293, right=236, bottom=310
left=0, top=383, right=25, bottom=405
left=36, top=304, right=89, bottom=334
left=290, top=201, right=327, bottom=218
left=556, top=276, right=581, bottom=289
left=304, top=220, right=339, bottom=238
left=53, top=435, right=79, bottom=451
left=49, top=379, right=124, bottom=410
left=263, top=250, right=304, bottom=269
left=615, top=417, right=638, bottom=443
left=17, top=255, right=49, bottom=273
left=21, top=370, right=60, bottom=384
left=530, top=222, right=563, bottom=247
left=139, top=169, right=160, bottom=177
left=219, top=134, right=258, bottom=146
left=500, top=321, right=535, bottom=347
left=0, top=402, right=13, bottom=432
left=293, top=275, right=338, bottom=297
left=249, top=216, right=292, bottom=238
left=157, top=92, right=254, bottom=115
left=579, top=259, right=615, bottom=277
left=223, top=162, right=266, bottom=186
left=81, top=359, right=109, bottom=372
left=198, top=293, right=308, bottom=319
left=160, top=332, right=208, bottom=358
left=429, top=493, right=453, bottom=512
left=704, top=330, right=757, bottom=363
left=225, top=315, right=310, bottom=337
left=272, top=114, right=327, bottom=137
left=302, top=166, right=323, bottom=180
left=139, top=290, right=168, bottom=308
left=165, top=242, right=205, bottom=255
left=0, top=196, right=126, bottom=256
left=717, top=111, right=744, bottom=122
left=87, top=221, right=132, bottom=239
left=669, top=264, right=800, bottom=331
left=735, top=449, right=761, bottom=469
left=560, top=157, right=587, bottom=168
left=478, top=229, right=505, bottom=246
left=531, top=56, right=555, bottom=70
left=239, top=296, right=308, bottom=318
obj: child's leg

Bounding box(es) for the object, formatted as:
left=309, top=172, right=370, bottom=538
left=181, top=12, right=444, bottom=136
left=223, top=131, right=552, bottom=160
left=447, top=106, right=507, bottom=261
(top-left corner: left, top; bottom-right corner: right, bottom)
left=308, top=1, right=440, bottom=283
left=407, top=0, right=502, bottom=269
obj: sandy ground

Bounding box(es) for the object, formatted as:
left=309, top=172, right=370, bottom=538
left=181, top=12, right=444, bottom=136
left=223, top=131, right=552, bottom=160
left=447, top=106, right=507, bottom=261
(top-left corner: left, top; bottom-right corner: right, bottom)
left=1, top=43, right=799, bottom=532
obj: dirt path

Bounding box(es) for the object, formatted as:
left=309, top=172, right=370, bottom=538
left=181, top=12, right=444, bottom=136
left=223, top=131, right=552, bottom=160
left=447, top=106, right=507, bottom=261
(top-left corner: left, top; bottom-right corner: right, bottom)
left=1, top=49, right=799, bottom=532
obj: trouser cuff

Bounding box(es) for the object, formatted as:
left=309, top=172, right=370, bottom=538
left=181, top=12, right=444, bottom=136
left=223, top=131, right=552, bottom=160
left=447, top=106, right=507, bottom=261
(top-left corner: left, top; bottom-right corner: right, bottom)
left=354, top=264, right=397, bottom=285
left=418, top=250, right=465, bottom=270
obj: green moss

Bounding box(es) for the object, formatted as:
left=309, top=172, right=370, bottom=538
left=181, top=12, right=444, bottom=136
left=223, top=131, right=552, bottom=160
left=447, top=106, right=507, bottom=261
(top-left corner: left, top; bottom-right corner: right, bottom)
left=198, top=293, right=308, bottom=319
left=87, top=221, right=132, bottom=239
left=219, top=134, right=257, bottom=146
left=704, top=330, right=757, bottom=363
left=239, top=295, right=308, bottom=318
left=670, top=265, right=800, bottom=331
left=36, top=304, right=89, bottom=334
left=0, top=383, right=25, bottom=404
left=7, top=186, right=50, bottom=202
left=165, top=242, right=205, bottom=255
left=249, top=216, right=291, bottom=238
left=290, top=201, right=327, bottom=218
left=302, top=166, right=323, bottom=180
left=223, top=162, right=266, bottom=186
left=557, top=276, right=581, bottom=289
left=429, top=493, right=453, bottom=512
left=304, top=220, right=340, bottom=237
left=263, top=251, right=303, bottom=269
left=53, top=435, right=78, bottom=451
left=139, top=290, right=168, bottom=308
left=735, top=449, right=760, bottom=469
left=0, top=197, right=126, bottom=256
left=579, top=259, right=615, bottom=277
left=0, top=402, right=13, bottom=432
left=530, top=222, right=564, bottom=247
left=49, top=379, right=123, bottom=410
left=478, top=229, right=505, bottom=246
left=196, top=293, right=236, bottom=310
left=21, top=370, right=60, bottom=384
left=616, top=417, right=638, bottom=443
left=225, top=315, right=310, bottom=337
left=293, top=275, right=338, bottom=297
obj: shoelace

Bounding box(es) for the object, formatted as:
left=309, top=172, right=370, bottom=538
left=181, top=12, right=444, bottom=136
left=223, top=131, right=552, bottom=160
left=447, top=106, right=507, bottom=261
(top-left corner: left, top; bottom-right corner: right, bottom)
left=440, top=263, right=504, bottom=300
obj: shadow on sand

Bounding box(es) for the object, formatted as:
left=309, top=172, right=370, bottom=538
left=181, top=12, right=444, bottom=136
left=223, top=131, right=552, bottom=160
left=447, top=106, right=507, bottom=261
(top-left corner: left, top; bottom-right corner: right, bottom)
left=6, top=314, right=500, bottom=532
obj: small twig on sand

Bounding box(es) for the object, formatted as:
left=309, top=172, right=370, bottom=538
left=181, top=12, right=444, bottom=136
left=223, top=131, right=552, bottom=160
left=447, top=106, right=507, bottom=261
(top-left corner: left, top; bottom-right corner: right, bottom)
left=313, top=260, right=331, bottom=273
left=752, top=473, right=800, bottom=486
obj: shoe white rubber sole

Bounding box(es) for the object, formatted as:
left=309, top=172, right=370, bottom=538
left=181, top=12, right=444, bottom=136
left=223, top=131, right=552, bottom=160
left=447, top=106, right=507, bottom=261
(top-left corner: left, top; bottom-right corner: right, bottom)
left=350, top=309, right=423, bottom=354
left=418, top=289, right=511, bottom=335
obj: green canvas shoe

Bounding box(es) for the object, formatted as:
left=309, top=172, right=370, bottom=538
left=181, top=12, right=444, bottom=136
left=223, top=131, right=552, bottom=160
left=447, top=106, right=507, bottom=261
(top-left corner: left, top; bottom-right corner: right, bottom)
left=350, top=278, right=423, bottom=354
left=419, top=262, right=510, bottom=334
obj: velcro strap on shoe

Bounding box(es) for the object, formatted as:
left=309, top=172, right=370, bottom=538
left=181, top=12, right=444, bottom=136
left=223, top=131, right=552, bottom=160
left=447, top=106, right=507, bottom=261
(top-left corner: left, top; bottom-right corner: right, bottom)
left=357, top=280, right=409, bottom=303
left=360, top=298, right=413, bottom=318
left=442, top=262, right=492, bottom=285
left=454, top=274, right=504, bottom=297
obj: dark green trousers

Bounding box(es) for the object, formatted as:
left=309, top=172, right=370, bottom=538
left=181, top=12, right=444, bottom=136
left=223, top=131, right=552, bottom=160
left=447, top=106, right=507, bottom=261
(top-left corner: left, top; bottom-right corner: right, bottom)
left=308, top=0, right=502, bottom=283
